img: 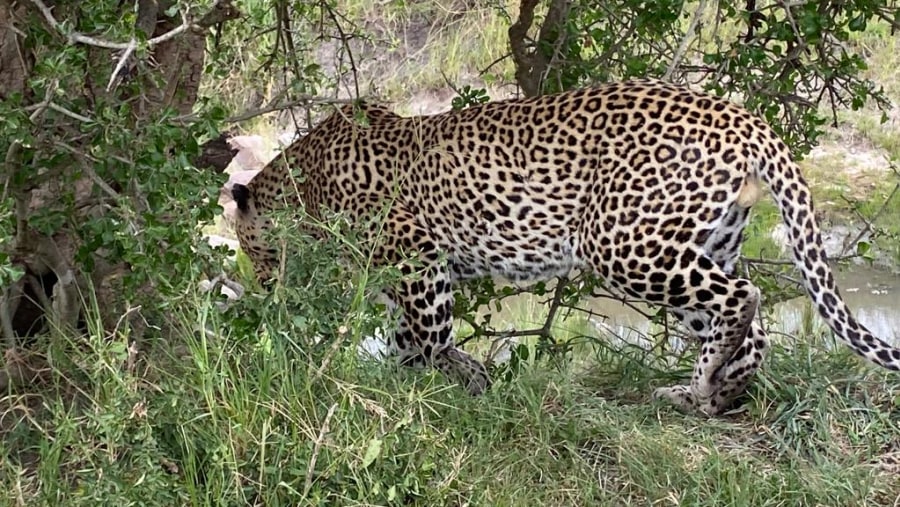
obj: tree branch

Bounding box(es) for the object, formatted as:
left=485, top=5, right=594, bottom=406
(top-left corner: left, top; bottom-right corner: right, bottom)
left=457, top=276, right=570, bottom=347
left=508, top=0, right=573, bottom=97
left=46, top=102, right=94, bottom=123
left=320, top=0, right=360, bottom=99
left=28, top=0, right=238, bottom=50
left=838, top=180, right=900, bottom=258
left=106, top=39, right=137, bottom=92
left=222, top=95, right=359, bottom=124
left=535, top=0, right=572, bottom=94
left=29, top=0, right=187, bottom=49
left=665, top=0, right=708, bottom=80
left=508, top=0, right=542, bottom=97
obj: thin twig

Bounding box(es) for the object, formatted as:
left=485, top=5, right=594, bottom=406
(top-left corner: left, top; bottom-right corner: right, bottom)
left=742, top=248, right=868, bottom=267
left=320, top=0, right=360, bottom=99
left=85, top=167, right=123, bottom=201
left=222, top=95, right=358, bottom=124
left=478, top=53, right=511, bottom=77
left=274, top=1, right=309, bottom=136
left=23, top=99, right=93, bottom=123
left=302, top=402, right=338, bottom=498
left=457, top=276, right=570, bottom=347
left=49, top=141, right=121, bottom=201
left=839, top=181, right=900, bottom=258
left=742, top=257, right=797, bottom=266
left=26, top=81, right=58, bottom=121
left=106, top=39, right=137, bottom=92
left=557, top=302, right=610, bottom=323
left=587, top=285, right=659, bottom=321
left=46, top=102, right=94, bottom=123
left=52, top=140, right=132, bottom=168
left=439, top=69, right=464, bottom=98
left=751, top=264, right=805, bottom=288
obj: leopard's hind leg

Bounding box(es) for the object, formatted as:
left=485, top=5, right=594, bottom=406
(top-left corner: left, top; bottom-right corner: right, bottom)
left=657, top=306, right=770, bottom=415
left=651, top=201, right=771, bottom=415
left=586, top=229, right=769, bottom=415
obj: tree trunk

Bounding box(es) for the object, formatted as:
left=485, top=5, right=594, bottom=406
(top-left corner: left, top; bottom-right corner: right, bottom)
left=509, top=0, right=572, bottom=97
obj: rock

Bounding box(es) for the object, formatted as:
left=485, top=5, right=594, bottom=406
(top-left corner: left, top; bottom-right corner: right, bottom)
left=227, top=135, right=271, bottom=171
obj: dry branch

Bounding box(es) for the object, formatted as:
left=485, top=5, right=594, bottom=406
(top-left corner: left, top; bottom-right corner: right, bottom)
left=29, top=0, right=196, bottom=49
left=30, top=0, right=240, bottom=49
left=665, top=0, right=708, bottom=80
left=225, top=95, right=359, bottom=124
left=28, top=0, right=240, bottom=93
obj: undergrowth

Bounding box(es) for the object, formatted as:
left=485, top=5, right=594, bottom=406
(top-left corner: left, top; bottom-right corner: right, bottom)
left=2, top=222, right=899, bottom=507
left=2, top=299, right=898, bottom=505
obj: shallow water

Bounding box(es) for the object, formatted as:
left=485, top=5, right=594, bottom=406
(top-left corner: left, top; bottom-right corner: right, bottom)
left=573, top=264, right=900, bottom=348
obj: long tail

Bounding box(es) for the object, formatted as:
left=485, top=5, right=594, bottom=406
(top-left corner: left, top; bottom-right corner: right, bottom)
left=756, top=150, right=900, bottom=370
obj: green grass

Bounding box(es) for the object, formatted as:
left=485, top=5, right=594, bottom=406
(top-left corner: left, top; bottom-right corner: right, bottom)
left=741, top=198, right=783, bottom=259
left=3, top=285, right=899, bottom=506
left=342, top=0, right=516, bottom=99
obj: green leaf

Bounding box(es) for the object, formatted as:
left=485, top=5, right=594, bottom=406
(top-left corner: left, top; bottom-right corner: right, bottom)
left=361, top=438, right=382, bottom=469
left=848, top=14, right=867, bottom=32
left=387, top=485, right=397, bottom=502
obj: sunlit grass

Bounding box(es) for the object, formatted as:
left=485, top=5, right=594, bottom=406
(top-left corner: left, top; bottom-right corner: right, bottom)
left=3, top=282, right=898, bottom=505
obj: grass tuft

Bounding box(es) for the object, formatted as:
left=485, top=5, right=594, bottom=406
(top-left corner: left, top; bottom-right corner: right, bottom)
left=3, top=284, right=898, bottom=505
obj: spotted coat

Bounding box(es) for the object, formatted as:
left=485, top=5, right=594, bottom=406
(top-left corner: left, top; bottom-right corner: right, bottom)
left=231, top=79, right=900, bottom=415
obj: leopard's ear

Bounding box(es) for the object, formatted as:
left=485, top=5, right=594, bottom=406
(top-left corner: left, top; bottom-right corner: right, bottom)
left=232, top=183, right=251, bottom=213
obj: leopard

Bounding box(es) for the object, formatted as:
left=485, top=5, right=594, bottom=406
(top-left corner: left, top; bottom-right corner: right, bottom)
left=230, top=78, right=900, bottom=416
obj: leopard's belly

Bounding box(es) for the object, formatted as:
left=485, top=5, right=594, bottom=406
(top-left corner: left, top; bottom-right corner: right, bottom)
left=426, top=201, right=585, bottom=283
